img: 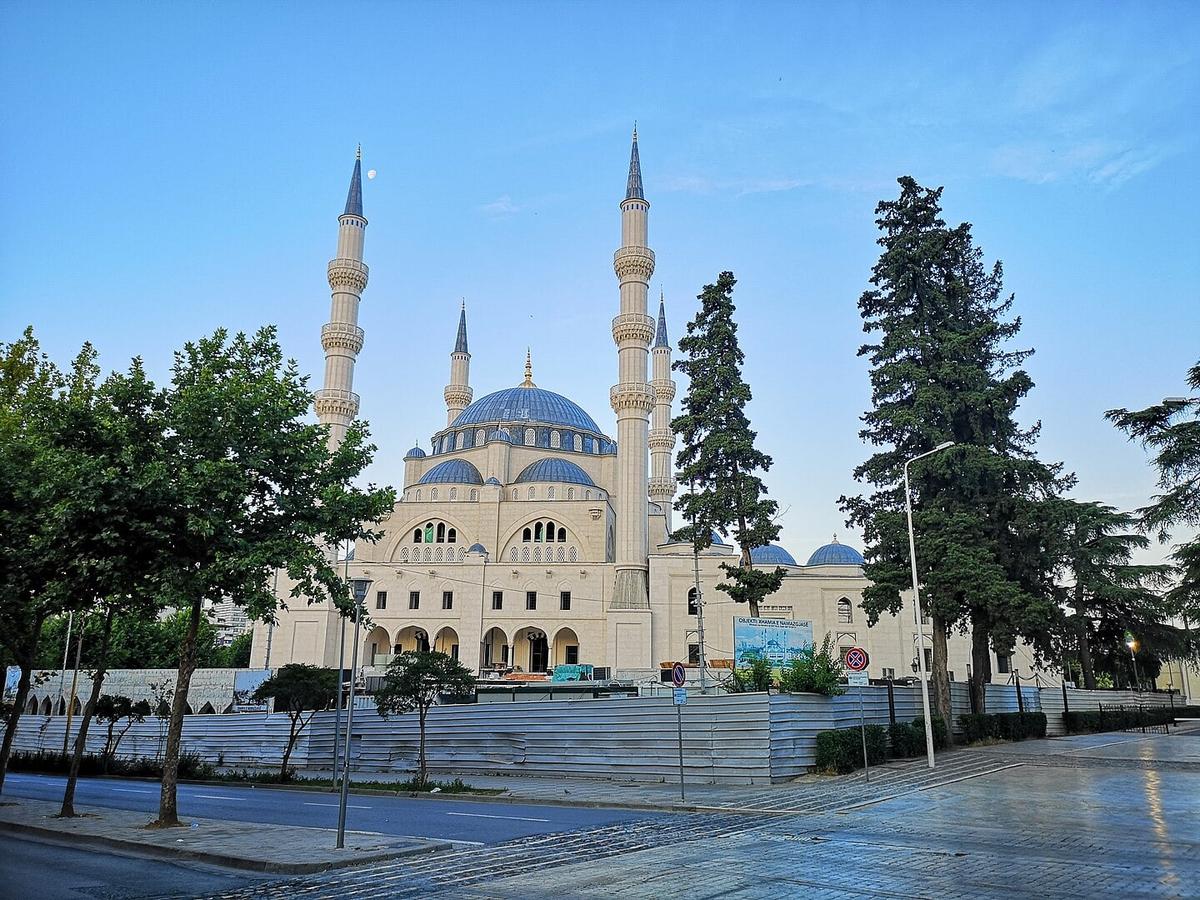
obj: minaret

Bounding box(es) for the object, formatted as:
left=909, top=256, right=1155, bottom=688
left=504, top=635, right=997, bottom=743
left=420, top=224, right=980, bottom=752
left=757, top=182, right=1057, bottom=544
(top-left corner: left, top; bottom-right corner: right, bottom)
left=649, top=291, right=677, bottom=532
left=315, top=148, right=369, bottom=450
left=444, top=302, right=472, bottom=425
left=610, top=126, right=656, bottom=610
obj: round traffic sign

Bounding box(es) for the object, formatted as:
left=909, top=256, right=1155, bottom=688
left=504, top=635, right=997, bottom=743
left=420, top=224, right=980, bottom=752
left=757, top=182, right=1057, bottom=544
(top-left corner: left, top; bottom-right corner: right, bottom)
left=672, top=662, right=687, bottom=687
left=844, top=646, right=869, bottom=672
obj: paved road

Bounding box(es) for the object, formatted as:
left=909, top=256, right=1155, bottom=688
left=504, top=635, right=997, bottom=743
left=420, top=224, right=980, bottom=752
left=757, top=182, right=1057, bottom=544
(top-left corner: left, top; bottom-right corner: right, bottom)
left=0, top=833, right=271, bottom=900
left=1, top=772, right=663, bottom=846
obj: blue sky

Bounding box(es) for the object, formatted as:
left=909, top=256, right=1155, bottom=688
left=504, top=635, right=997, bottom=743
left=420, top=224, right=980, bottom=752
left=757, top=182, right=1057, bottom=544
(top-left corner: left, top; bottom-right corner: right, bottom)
left=2, top=1, right=1197, bottom=564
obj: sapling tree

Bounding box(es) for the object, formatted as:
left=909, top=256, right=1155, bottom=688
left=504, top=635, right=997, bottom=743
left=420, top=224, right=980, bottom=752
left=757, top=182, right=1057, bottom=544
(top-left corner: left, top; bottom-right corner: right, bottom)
left=252, top=664, right=337, bottom=781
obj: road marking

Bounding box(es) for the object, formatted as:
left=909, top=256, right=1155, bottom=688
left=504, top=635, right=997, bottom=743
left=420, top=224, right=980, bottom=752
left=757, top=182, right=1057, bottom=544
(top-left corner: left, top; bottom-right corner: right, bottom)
left=303, top=801, right=372, bottom=809
left=445, top=811, right=550, bottom=823
left=193, top=794, right=245, bottom=801
left=111, top=788, right=154, bottom=794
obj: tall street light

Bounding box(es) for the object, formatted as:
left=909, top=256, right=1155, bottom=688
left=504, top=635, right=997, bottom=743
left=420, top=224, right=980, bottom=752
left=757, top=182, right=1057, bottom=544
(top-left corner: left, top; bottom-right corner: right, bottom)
left=335, top=576, right=371, bottom=850
left=904, top=440, right=955, bottom=770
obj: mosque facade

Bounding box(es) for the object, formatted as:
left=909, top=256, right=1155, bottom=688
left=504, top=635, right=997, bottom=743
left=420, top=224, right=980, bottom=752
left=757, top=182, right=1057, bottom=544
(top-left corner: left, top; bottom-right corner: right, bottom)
left=249, top=137, right=1032, bottom=687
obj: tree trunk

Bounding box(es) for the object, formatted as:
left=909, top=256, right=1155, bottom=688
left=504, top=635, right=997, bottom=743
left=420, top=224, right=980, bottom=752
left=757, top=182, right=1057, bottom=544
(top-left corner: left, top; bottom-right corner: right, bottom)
left=61, top=608, right=115, bottom=816
left=102, top=720, right=116, bottom=774
left=931, top=615, right=954, bottom=746
left=154, top=599, right=201, bottom=827
left=969, top=621, right=991, bottom=715
left=0, top=615, right=43, bottom=795
left=0, top=659, right=35, bottom=795
left=1076, top=616, right=1097, bottom=691
left=417, top=707, right=428, bottom=787
left=281, top=711, right=299, bottom=782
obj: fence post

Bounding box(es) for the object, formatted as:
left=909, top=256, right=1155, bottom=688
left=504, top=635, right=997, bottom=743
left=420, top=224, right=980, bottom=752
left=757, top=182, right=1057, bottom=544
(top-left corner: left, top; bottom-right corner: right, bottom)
left=1061, top=681, right=1070, bottom=732
left=886, top=679, right=896, bottom=725
left=1015, top=674, right=1025, bottom=713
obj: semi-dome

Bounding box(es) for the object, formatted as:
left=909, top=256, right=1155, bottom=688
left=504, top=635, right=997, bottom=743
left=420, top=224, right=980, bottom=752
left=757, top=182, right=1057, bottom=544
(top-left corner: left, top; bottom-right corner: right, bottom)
left=404, top=445, right=426, bottom=459
left=451, top=386, right=602, bottom=433
left=467, top=543, right=488, bottom=554
left=750, top=544, right=798, bottom=566
left=514, top=458, right=596, bottom=486
left=417, top=459, right=484, bottom=485
left=806, top=539, right=865, bottom=567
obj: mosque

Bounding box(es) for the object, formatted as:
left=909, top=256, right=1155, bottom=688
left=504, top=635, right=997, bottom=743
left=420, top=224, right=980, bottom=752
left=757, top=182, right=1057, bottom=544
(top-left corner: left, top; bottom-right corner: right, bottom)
left=249, top=134, right=1027, bottom=687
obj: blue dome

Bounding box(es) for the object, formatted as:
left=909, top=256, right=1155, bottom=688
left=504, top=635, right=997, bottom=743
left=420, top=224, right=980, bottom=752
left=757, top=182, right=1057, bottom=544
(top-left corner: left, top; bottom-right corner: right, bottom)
left=467, top=543, right=488, bottom=555
left=806, top=541, right=865, bottom=567
left=484, top=476, right=502, bottom=486
left=711, top=531, right=725, bottom=545
left=418, top=459, right=484, bottom=485
left=404, top=445, right=426, bottom=458
left=514, top=458, right=596, bottom=486
left=750, top=544, right=798, bottom=566
left=487, top=428, right=515, bottom=443
left=451, top=386, right=602, bottom=433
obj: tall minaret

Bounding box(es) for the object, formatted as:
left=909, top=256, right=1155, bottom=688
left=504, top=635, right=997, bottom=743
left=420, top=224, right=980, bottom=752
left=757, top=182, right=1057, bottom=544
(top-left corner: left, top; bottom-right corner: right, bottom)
left=444, top=302, right=472, bottom=425
left=315, top=148, right=369, bottom=450
left=649, top=291, right=677, bottom=533
left=610, top=126, right=656, bottom=610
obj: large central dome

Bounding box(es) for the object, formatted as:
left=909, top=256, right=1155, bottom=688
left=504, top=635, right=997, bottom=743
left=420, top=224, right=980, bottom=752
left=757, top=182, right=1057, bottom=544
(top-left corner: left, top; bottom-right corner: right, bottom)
left=450, top=385, right=602, bottom=433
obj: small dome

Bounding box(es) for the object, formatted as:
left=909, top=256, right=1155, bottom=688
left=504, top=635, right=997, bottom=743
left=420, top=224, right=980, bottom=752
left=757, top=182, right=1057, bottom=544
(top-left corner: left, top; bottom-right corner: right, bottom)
left=750, top=544, right=798, bottom=566
left=452, top=386, right=603, bottom=433
left=418, top=459, right=484, bottom=485
left=514, top=458, right=596, bottom=486
left=806, top=540, right=865, bottom=567
left=484, top=476, right=501, bottom=486
left=405, top=445, right=427, bottom=459
left=487, top=428, right=515, bottom=444
left=710, top=531, right=725, bottom=545
left=467, top=543, right=488, bottom=555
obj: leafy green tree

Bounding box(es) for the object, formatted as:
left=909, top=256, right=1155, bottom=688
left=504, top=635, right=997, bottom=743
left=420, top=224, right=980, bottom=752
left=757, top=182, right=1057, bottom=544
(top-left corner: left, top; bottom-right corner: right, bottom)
left=1050, top=501, right=1171, bottom=689
left=778, top=634, right=847, bottom=696
left=218, top=631, right=254, bottom=669
left=729, top=657, right=774, bottom=693
left=150, top=327, right=393, bottom=827
left=252, top=664, right=337, bottom=781
left=95, top=695, right=152, bottom=773
left=374, top=651, right=476, bottom=786
left=840, top=178, right=1069, bottom=727
left=671, top=272, right=785, bottom=616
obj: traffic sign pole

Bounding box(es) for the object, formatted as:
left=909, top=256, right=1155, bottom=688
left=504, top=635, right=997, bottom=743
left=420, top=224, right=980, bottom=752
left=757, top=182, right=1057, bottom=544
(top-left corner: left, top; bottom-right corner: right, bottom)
left=859, top=682, right=870, bottom=782
left=845, top=647, right=871, bottom=782
left=672, top=661, right=686, bottom=800
left=676, top=702, right=685, bottom=800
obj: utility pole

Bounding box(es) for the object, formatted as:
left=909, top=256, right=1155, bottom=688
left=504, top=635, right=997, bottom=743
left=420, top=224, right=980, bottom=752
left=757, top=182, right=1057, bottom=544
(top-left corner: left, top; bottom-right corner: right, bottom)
left=689, top=481, right=709, bottom=694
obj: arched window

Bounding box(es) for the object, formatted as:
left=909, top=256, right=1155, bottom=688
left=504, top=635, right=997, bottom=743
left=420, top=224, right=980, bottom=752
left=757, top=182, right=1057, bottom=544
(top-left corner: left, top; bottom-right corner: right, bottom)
left=458, top=546, right=467, bottom=560
left=401, top=547, right=410, bottom=562
left=476, top=428, right=486, bottom=445
left=534, top=546, right=542, bottom=562
left=424, top=522, right=435, bottom=543
left=838, top=597, right=853, bottom=624
left=568, top=546, right=578, bottom=562
left=525, top=428, right=535, bottom=445
left=556, top=546, right=565, bottom=562
left=447, top=528, right=457, bottom=543
left=574, top=434, right=582, bottom=452
left=521, top=547, right=530, bottom=561
left=415, top=489, right=422, bottom=501
left=585, top=490, right=592, bottom=501
left=548, top=487, right=555, bottom=500
left=546, top=521, right=555, bottom=541
left=688, top=588, right=699, bottom=616
left=449, top=488, right=457, bottom=501
left=567, top=488, right=574, bottom=500
left=534, top=522, right=543, bottom=542
left=413, top=528, right=422, bottom=543
left=528, top=487, right=535, bottom=500
left=510, top=547, right=518, bottom=561
left=431, top=488, right=439, bottom=502
left=557, top=527, right=567, bottom=542
left=523, top=527, right=532, bottom=542
left=550, top=430, right=560, bottom=449
left=423, top=546, right=432, bottom=561
left=436, top=523, right=446, bottom=543
left=469, top=489, right=478, bottom=502
left=513, top=489, right=519, bottom=500
left=434, top=547, right=444, bottom=561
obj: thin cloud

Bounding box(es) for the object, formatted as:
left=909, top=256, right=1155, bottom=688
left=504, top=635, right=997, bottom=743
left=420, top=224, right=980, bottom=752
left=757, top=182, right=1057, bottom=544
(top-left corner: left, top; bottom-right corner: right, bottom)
left=479, top=194, right=522, bottom=217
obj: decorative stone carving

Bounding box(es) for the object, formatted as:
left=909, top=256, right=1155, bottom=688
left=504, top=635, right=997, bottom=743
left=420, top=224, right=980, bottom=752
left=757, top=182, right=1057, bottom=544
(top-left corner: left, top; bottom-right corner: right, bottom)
left=648, top=428, right=675, bottom=450
left=609, top=382, right=655, bottom=413
left=610, top=313, right=655, bottom=346
left=321, top=323, right=365, bottom=354
left=327, top=257, right=369, bottom=292
left=612, top=246, right=655, bottom=282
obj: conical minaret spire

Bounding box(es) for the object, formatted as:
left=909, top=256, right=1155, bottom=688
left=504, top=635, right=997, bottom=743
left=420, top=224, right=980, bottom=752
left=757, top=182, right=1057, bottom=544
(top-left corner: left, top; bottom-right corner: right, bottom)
left=649, top=289, right=677, bottom=530
left=315, top=149, right=369, bottom=450
left=444, top=301, right=473, bottom=425
left=611, top=126, right=656, bottom=610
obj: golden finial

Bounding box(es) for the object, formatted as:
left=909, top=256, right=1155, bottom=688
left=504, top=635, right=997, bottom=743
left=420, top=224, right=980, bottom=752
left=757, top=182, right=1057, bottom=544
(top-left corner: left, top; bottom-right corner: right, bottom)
left=522, top=348, right=535, bottom=387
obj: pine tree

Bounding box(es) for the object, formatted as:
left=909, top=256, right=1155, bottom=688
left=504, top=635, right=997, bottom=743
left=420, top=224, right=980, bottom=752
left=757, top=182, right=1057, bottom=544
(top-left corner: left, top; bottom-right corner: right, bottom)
left=840, top=178, right=1069, bottom=726
left=672, top=272, right=784, bottom=617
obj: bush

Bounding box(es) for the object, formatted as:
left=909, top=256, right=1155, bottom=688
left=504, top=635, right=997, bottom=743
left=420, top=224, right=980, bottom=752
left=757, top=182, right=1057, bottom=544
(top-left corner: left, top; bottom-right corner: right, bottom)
left=912, top=715, right=949, bottom=750
left=8, top=749, right=215, bottom=780
left=959, top=713, right=997, bottom=744
left=960, top=712, right=1047, bottom=743
left=815, top=725, right=887, bottom=774
left=729, top=657, right=774, bottom=693
left=1065, top=705, right=1176, bottom=734
left=887, top=721, right=923, bottom=758
left=778, top=633, right=846, bottom=696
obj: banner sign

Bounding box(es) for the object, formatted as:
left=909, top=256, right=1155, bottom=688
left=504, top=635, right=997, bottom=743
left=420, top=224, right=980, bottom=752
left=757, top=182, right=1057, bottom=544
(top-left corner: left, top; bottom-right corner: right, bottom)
left=733, top=617, right=814, bottom=673
left=231, top=669, right=273, bottom=712
left=550, top=664, right=594, bottom=683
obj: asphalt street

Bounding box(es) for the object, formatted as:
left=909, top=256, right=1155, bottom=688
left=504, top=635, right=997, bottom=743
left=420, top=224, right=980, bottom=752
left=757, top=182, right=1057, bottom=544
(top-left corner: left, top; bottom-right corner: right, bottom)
left=1, top=772, right=662, bottom=846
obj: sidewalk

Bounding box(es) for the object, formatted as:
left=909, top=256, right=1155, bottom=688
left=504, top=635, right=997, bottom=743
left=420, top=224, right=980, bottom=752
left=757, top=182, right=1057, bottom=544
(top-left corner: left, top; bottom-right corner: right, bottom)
left=0, top=798, right=449, bottom=874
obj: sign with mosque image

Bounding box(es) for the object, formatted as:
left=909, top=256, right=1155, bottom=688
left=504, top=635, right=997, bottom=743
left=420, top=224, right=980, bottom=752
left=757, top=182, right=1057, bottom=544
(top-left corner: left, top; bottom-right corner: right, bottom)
left=733, top=617, right=815, bottom=673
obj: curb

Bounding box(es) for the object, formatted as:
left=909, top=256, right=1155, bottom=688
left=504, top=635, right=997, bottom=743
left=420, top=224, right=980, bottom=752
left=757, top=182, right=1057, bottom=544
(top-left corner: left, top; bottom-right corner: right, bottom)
left=0, top=818, right=450, bottom=874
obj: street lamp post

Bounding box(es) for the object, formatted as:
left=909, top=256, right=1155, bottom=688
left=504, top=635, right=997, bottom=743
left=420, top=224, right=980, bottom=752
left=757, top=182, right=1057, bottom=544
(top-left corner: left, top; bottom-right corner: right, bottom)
left=904, top=441, right=955, bottom=770
left=335, top=576, right=371, bottom=850
left=332, top=541, right=352, bottom=788
left=1126, top=634, right=1141, bottom=692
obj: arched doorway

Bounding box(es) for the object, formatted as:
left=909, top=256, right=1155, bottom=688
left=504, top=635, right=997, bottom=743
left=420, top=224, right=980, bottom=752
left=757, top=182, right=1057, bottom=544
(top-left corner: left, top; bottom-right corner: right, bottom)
left=39, top=697, right=52, bottom=716
left=481, top=626, right=509, bottom=671
left=552, top=627, right=580, bottom=668
left=26, top=697, right=37, bottom=714
left=434, top=626, right=460, bottom=661
left=394, top=625, right=430, bottom=655
left=514, top=626, right=549, bottom=673
left=363, top=625, right=391, bottom=666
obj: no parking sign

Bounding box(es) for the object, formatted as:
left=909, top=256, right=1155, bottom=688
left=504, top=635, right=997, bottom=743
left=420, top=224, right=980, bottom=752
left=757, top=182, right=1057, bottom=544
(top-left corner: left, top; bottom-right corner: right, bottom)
left=845, top=646, right=869, bottom=672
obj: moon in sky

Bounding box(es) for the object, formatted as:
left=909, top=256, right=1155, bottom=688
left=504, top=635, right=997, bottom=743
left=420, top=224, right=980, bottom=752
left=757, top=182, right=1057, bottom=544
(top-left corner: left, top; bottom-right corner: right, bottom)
left=367, top=169, right=377, bottom=179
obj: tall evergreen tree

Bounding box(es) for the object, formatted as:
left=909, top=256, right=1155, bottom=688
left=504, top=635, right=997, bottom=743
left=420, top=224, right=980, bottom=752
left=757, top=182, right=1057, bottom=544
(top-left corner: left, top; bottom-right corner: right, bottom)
left=671, top=272, right=784, bottom=617
left=841, top=178, right=1069, bottom=725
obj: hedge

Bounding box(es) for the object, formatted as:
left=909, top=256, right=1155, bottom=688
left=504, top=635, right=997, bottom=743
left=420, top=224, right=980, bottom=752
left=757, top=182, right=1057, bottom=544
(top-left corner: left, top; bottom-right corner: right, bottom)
left=912, top=714, right=949, bottom=750
left=1065, top=706, right=1176, bottom=734
left=887, top=721, right=924, bottom=758
left=959, top=712, right=1047, bottom=744
left=7, top=749, right=215, bottom=780
left=815, top=724, right=888, bottom=774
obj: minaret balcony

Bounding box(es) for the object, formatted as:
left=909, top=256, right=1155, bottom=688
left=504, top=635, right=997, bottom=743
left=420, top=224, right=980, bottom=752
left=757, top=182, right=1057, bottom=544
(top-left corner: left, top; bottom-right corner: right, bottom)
left=648, top=428, right=676, bottom=451
left=648, top=476, right=678, bottom=497
left=313, top=388, right=361, bottom=420
left=649, top=379, right=676, bottom=402
left=327, top=257, right=370, bottom=292
left=611, top=313, right=655, bottom=346
left=610, top=382, right=655, bottom=413
left=321, top=323, right=365, bottom=354
left=612, top=246, right=655, bottom=282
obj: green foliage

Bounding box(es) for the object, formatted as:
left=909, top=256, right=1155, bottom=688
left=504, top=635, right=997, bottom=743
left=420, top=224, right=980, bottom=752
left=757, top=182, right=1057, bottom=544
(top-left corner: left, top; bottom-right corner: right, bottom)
left=253, top=664, right=337, bottom=781
left=8, top=749, right=214, bottom=780
left=839, top=178, right=1070, bottom=725
left=219, top=631, right=253, bottom=668
left=1065, top=706, right=1179, bottom=734
left=959, top=711, right=1047, bottom=743
left=912, top=714, right=949, bottom=750
left=887, top=721, right=924, bottom=757
left=729, top=657, right=774, bottom=693
left=815, top=725, right=887, bottom=774
left=670, top=272, right=783, bottom=616
left=778, top=633, right=846, bottom=696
